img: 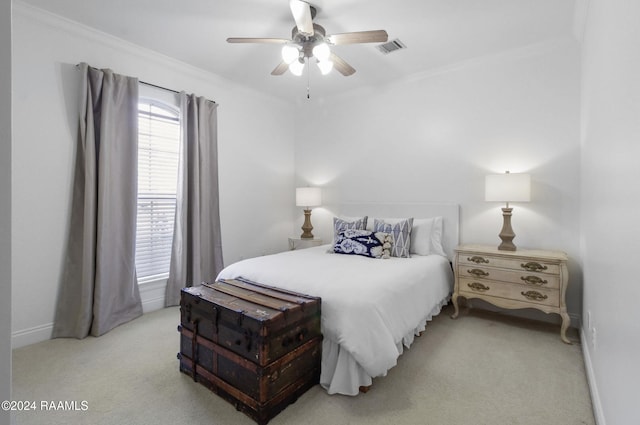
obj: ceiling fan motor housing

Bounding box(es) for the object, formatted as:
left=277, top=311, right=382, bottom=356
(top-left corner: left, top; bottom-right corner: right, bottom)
left=291, top=24, right=327, bottom=58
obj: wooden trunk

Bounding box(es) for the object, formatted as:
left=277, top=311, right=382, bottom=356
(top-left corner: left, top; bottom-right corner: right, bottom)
left=178, top=278, right=322, bottom=425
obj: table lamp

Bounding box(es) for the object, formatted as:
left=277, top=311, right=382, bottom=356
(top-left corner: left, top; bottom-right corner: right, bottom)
left=296, top=187, right=321, bottom=239
left=485, top=171, right=531, bottom=251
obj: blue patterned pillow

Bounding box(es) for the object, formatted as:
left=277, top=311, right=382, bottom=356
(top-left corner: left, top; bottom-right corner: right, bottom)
left=331, top=216, right=368, bottom=248
left=374, top=218, right=414, bottom=258
left=333, top=229, right=392, bottom=259
left=333, top=216, right=367, bottom=234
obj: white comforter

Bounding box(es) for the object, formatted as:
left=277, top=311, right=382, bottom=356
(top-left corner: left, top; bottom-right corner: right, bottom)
left=216, top=245, right=453, bottom=393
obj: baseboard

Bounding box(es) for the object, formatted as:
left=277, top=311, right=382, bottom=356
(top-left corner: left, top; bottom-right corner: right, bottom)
left=581, top=327, right=606, bottom=425
left=12, top=280, right=167, bottom=348
left=11, top=322, right=53, bottom=349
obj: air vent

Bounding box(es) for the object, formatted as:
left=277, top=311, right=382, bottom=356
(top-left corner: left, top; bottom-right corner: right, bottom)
left=378, top=39, right=406, bottom=54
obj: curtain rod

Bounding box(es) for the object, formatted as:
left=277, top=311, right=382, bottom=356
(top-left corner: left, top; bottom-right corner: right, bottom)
left=141, top=81, right=216, bottom=104
left=75, top=63, right=216, bottom=104
left=140, top=80, right=179, bottom=95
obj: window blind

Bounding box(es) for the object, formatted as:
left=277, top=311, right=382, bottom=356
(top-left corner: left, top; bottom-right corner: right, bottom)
left=135, top=102, right=180, bottom=281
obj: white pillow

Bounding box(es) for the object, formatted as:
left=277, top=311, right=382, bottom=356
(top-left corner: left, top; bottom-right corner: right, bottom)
left=411, top=217, right=446, bottom=257
left=430, top=216, right=446, bottom=257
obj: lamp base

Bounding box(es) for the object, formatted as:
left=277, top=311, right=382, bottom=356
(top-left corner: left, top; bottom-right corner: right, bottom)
left=498, top=207, right=517, bottom=251
left=300, top=209, right=314, bottom=239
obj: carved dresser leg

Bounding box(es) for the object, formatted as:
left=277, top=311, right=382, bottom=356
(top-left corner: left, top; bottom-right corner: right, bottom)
left=451, top=293, right=460, bottom=319
left=560, top=311, right=572, bottom=344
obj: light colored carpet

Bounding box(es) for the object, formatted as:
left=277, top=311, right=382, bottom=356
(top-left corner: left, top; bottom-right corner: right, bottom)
left=12, top=305, right=595, bottom=425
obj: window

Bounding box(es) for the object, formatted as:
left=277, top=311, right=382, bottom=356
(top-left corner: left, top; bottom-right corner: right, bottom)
left=135, top=100, right=180, bottom=282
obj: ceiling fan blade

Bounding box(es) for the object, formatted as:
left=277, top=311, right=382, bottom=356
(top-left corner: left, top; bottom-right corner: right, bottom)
left=327, top=30, right=389, bottom=45
left=289, top=0, right=314, bottom=36
left=330, top=52, right=356, bottom=76
left=227, top=37, right=289, bottom=44
left=271, top=61, right=289, bottom=76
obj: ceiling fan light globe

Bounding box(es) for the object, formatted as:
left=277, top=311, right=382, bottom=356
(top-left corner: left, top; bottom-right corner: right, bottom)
left=312, top=43, right=331, bottom=62
left=282, top=45, right=299, bottom=64
left=317, top=60, right=333, bottom=75
left=289, top=60, right=305, bottom=76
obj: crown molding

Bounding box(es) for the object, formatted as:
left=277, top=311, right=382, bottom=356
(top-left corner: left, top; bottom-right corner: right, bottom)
left=397, top=37, right=578, bottom=89
left=319, top=36, right=577, bottom=105
left=12, top=0, right=290, bottom=106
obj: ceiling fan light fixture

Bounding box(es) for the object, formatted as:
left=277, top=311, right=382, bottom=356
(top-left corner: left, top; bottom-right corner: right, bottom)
left=227, top=1, right=387, bottom=79
left=317, top=59, right=333, bottom=75
left=289, top=59, right=305, bottom=76
left=312, top=42, right=331, bottom=62
left=282, top=44, right=300, bottom=64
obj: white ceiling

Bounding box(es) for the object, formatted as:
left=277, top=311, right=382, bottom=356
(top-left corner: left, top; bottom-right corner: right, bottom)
left=19, top=0, right=578, bottom=101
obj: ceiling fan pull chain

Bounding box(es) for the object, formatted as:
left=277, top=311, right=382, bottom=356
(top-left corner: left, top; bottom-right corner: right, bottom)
left=306, top=58, right=311, bottom=100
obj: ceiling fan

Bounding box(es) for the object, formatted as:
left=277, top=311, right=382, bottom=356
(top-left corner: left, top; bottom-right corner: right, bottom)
left=227, top=0, right=388, bottom=77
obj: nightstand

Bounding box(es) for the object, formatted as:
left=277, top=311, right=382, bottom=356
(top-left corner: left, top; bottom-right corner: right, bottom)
left=288, top=238, right=323, bottom=250
left=451, top=244, right=570, bottom=344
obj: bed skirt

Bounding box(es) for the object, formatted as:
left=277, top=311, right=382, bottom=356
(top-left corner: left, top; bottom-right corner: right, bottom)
left=320, top=296, right=450, bottom=396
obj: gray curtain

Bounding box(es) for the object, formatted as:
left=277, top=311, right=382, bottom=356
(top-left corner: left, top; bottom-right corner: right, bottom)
left=165, top=93, right=224, bottom=306
left=53, top=63, right=142, bottom=338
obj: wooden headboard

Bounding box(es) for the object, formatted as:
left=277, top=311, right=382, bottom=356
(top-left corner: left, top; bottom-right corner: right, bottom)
left=336, top=203, right=460, bottom=260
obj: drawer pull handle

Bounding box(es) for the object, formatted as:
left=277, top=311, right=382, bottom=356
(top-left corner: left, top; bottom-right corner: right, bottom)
left=468, top=256, right=489, bottom=264
left=467, top=268, right=489, bottom=278
left=521, top=290, right=548, bottom=301
left=521, top=262, right=548, bottom=272
left=521, top=276, right=548, bottom=286
left=468, top=282, right=490, bottom=292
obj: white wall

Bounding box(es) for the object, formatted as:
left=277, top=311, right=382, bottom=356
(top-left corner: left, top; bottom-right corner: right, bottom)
left=580, top=1, right=640, bottom=424
left=294, top=38, right=583, bottom=323
left=11, top=2, right=296, bottom=347
left=1, top=0, right=13, bottom=422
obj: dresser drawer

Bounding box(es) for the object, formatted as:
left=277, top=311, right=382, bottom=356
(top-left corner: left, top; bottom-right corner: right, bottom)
left=458, top=277, right=559, bottom=308
left=458, top=253, right=560, bottom=275
left=452, top=245, right=570, bottom=343
left=457, top=266, right=560, bottom=290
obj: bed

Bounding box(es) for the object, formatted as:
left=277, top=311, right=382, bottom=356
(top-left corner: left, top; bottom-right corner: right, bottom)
left=217, top=203, right=459, bottom=396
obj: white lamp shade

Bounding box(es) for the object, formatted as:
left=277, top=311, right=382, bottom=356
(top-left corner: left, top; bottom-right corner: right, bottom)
left=289, top=59, right=304, bottom=76
left=485, top=173, right=531, bottom=202
left=312, top=43, right=331, bottom=62
left=296, top=187, right=322, bottom=207
left=317, top=60, right=333, bottom=75
left=281, top=45, right=299, bottom=64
